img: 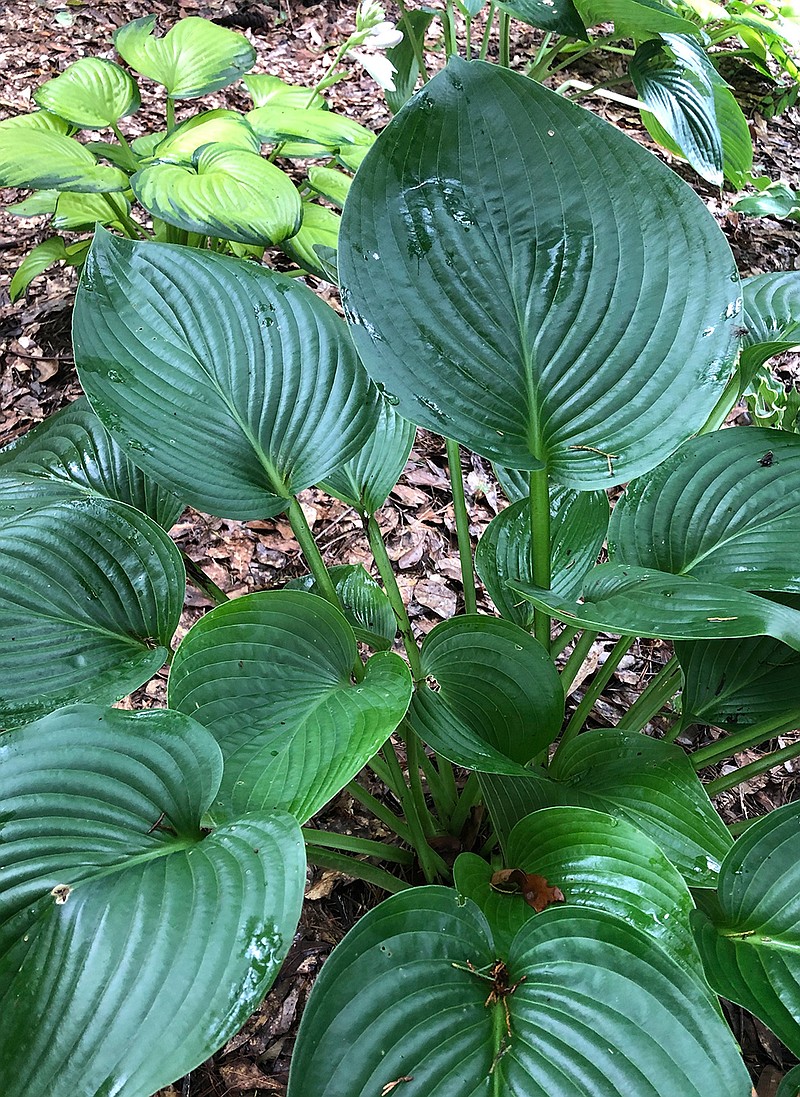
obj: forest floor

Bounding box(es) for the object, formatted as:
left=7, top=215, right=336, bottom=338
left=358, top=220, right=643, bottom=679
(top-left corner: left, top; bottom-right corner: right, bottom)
left=2, top=0, right=800, bottom=1093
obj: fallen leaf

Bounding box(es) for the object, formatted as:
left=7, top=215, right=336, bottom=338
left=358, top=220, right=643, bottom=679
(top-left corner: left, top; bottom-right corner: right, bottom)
left=490, top=868, right=565, bottom=912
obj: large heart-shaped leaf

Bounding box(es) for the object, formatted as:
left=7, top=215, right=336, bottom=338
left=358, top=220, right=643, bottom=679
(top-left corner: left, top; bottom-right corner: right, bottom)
left=476, top=487, right=609, bottom=628
left=511, top=563, right=800, bottom=648
left=740, top=270, right=800, bottom=385
left=152, top=109, right=261, bottom=162
left=72, top=232, right=380, bottom=520
left=338, top=58, right=739, bottom=488
left=407, top=615, right=564, bottom=772
left=284, top=564, right=397, bottom=651
left=318, top=398, right=416, bottom=515
left=168, top=590, right=412, bottom=823
left=0, top=129, right=129, bottom=192
left=114, top=15, right=255, bottom=98
left=0, top=397, right=184, bottom=528
left=0, top=704, right=305, bottom=1097
left=693, top=800, right=800, bottom=1056
left=0, top=498, right=184, bottom=729
left=288, top=887, right=751, bottom=1097
left=455, top=806, right=706, bottom=986
left=34, top=58, right=140, bottom=129
left=610, top=428, right=800, bottom=593
left=132, top=145, right=301, bottom=245
left=480, top=729, right=733, bottom=885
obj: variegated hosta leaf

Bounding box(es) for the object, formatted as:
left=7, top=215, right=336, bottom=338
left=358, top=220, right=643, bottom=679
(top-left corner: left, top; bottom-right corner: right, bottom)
left=0, top=129, right=129, bottom=192
left=280, top=201, right=341, bottom=281
left=34, top=57, right=140, bottom=129
left=151, top=108, right=261, bottom=163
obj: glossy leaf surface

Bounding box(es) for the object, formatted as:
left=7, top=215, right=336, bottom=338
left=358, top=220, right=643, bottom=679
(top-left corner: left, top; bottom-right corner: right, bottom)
left=34, top=58, right=140, bottom=129
left=740, top=270, right=800, bottom=383
left=132, top=145, right=301, bottom=245
left=0, top=498, right=184, bottom=728
left=0, top=704, right=305, bottom=1097
left=0, top=397, right=183, bottom=528
left=693, top=801, right=800, bottom=1055
left=407, top=615, right=564, bottom=772
left=168, top=591, right=412, bottom=822
left=284, top=564, right=397, bottom=651
left=114, top=15, right=256, bottom=98
left=73, top=233, right=380, bottom=519
left=0, top=130, right=129, bottom=192
left=288, top=887, right=750, bottom=1097
left=339, top=58, right=739, bottom=487
left=497, top=0, right=586, bottom=37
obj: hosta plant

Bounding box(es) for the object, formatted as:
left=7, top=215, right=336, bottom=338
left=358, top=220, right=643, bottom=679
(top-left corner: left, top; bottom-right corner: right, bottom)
left=4, top=55, right=800, bottom=1097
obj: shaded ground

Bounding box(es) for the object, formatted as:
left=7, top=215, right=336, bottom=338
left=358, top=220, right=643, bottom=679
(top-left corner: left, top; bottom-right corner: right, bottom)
left=1, top=1, right=800, bottom=1093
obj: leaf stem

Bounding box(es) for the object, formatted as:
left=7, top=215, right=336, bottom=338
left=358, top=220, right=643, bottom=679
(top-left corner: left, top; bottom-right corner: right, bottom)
left=558, top=628, right=598, bottom=693
left=166, top=97, right=176, bottom=133
left=698, top=371, right=741, bottom=434
left=444, top=0, right=459, bottom=57
left=304, top=847, right=410, bottom=893
left=446, top=438, right=478, bottom=614
left=529, top=467, right=552, bottom=652
left=180, top=551, right=229, bottom=606
left=302, top=827, right=414, bottom=864
left=498, top=10, right=511, bottom=67
left=704, top=738, right=800, bottom=797
left=346, top=779, right=413, bottom=843
left=616, top=655, right=682, bottom=734
left=419, top=749, right=458, bottom=819
left=479, top=2, right=497, bottom=60
left=399, top=721, right=450, bottom=881
left=448, top=771, right=481, bottom=835
left=551, top=624, right=580, bottom=659
left=691, top=710, right=800, bottom=770
left=553, top=635, right=634, bottom=760
left=110, top=122, right=135, bottom=159
left=366, top=515, right=424, bottom=680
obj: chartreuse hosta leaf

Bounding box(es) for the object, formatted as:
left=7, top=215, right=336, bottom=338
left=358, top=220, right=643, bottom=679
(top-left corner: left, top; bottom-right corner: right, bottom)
left=114, top=15, right=256, bottom=98
left=307, top=165, right=353, bottom=209
left=280, top=202, right=341, bottom=281
left=454, top=806, right=706, bottom=988
left=0, top=704, right=305, bottom=1097
left=132, top=144, right=301, bottom=245
left=480, top=729, right=732, bottom=886
left=151, top=109, right=261, bottom=162
left=693, top=801, right=800, bottom=1056
left=72, top=232, right=381, bottom=520
left=247, top=104, right=375, bottom=154
left=34, top=57, right=140, bottom=129
left=0, top=396, right=184, bottom=528
left=0, top=129, right=129, bottom=192
left=244, top=73, right=326, bottom=110
left=476, top=486, right=609, bottom=628
left=407, top=615, right=564, bottom=773
left=52, top=190, right=130, bottom=232
left=339, top=58, right=740, bottom=489
left=0, top=498, right=184, bottom=729
left=676, top=634, right=800, bottom=729
left=740, top=270, right=800, bottom=385
left=7, top=190, right=59, bottom=217
left=610, top=427, right=800, bottom=592
left=0, top=109, right=73, bottom=135
left=287, top=887, right=751, bottom=1097
left=9, top=237, right=69, bottom=303
left=168, top=591, right=413, bottom=823
left=285, top=564, right=397, bottom=651
left=318, top=399, right=416, bottom=515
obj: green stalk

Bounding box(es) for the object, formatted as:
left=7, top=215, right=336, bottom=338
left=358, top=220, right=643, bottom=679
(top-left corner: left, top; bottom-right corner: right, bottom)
left=346, top=780, right=413, bottom=843
left=366, top=515, right=424, bottom=680
left=691, top=710, right=800, bottom=770
left=527, top=31, right=554, bottom=78
left=704, top=738, right=800, bottom=797
left=181, top=552, right=229, bottom=606
left=551, top=624, right=580, bottom=659
left=553, top=635, right=634, bottom=760
left=302, top=827, right=414, bottom=864
left=400, top=722, right=450, bottom=881
left=368, top=746, right=408, bottom=803
left=444, top=0, right=458, bottom=57
left=446, top=438, right=478, bottom=614
left=305, top=847, right=410, bottom=893
left=499, top=10, right=511, bottom=67
left=533, top=36, right=574, bottom=75
left=100, top=193, right=144, bottom=241
left=479, top=2, right=497, bottom=60
left=396, top=0, right=430, bottom=82
left=166, top=97, right=176, bottom=133
left=448, top=772, right=481, bottom=835
left=615, top=656, right=682, bottom=734
left=465, top=13, right=473, bottom=59
left=727, top=815, right=765, bottom=837
left=559, top=629, right=598, bottom=694
left=529, top=467, right=552, bottom=652
left=110, top=122, right=135, bottom=159
left=419, top=749, right=458, bottom=819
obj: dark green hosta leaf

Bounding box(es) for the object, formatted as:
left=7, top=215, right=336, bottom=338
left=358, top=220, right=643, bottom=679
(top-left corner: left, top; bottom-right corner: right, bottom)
left=576, top=0, right=697, bottom=32
left=481, top=729, right=733, bottom=886
left=778, top=1065, right=800, bottom=1097
left=740, top=270, right=800, bottom=385
left=34, top=57, right=140, bottom=129
left=0, top=129, right=129, bottom=192
left=152, top=109, right=261, bottom=162
left=0, top=704, right=305, bottom=1097
left=497, top=0, right=586, bottom=37
left=476, top=487, right=608, bottom=627
left=307, top=165, right=352, bottom=209
left=676, top=635, right=800, bottom=729
left=318, top=398, right=415, bottom=515
left=132, top=145, right=301, bottom=245
left=114, top=15, right=256, bottom=99
left=407, top=615, right=563, bottom=772
left=693, top=800, right=800, bottom=1056
left=244, top=73, right=326, bottom=110
left=493, top=462, right=528, bottom=501
left=247, top=104, right=375, bottom=153
left=454, top=806, right=705, bottom=986
left=610, top=428, right=800, bottom=593
left=168, top=591, right=412, bottom=823
left=0, top=498, right=184, bottom=729
left=339, top=58, right=739, bottom=489
left=280, top=202, right=341, bottom=281
left=73, top=232, right=380, bottom=520
left=288, top=887, right=751, bottom=1097
left=52, top=190, right=130, bottom=232
left=0, top=397, right=184, bottom=528
left=384, top=8, right=439, bottom=114
left=284, top=564, right=397, bottom=651
left=511, top=564, right=800, bottom=648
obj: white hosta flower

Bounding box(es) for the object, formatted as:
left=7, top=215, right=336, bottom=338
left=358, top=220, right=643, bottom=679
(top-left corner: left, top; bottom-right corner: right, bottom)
left=365, top=20, right=403, bottom=48
left=355, top=0, right=388, bottom=32
left=348, top=48, right=399, bottom=91
left=347, top=2, right=403, bottom=91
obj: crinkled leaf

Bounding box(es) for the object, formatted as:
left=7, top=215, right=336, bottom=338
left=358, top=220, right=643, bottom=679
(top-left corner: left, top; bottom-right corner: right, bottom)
left=114, top=15, right=256, bottom=98
left=0, top=396, right=184, bottom=528
left=0, top=704, right=305, bottom=1097
left=34, top=58, right=140, bottom=129
left=73, top=232, right=380, bottom=519
left=339, top=58, right=739, bottom=488
left=407, top=615, right=564, bottom=772
left=168, top=591, right=412, bottom=823
left=740, top=270, right=800, bottom=385
left=693, top=800, right=800, bottom=1056
left=152, top=109, right=261, bottom=162
left=284, top=564, right=397, bottom=651
left=132, top=145, right=301, bottom=245
left=280, top=201, right=341, bottom=280
left=0, top=498, right=184, bottom=728
left=288, top=887, right=751, bottom=1097
left=0, top=129, right=129, bottom=192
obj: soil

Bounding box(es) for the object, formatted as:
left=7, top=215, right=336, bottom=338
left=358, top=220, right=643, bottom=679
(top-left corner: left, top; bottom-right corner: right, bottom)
left=1, top=1, right=800, bottom=1094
